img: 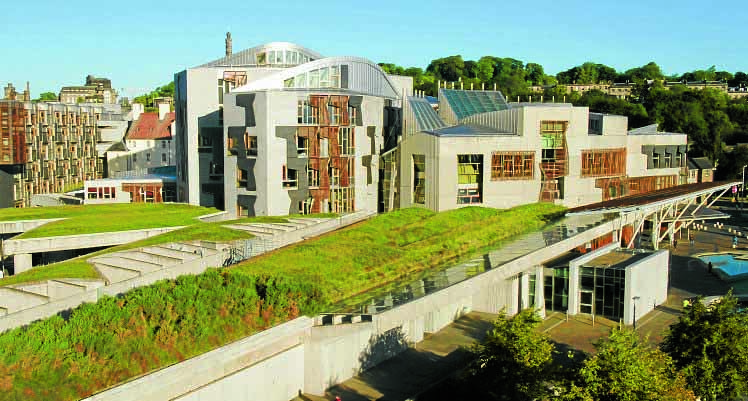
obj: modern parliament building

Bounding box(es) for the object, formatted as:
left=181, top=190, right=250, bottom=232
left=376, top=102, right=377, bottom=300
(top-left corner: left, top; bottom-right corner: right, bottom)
left=174, top=37, right=688, bottom=216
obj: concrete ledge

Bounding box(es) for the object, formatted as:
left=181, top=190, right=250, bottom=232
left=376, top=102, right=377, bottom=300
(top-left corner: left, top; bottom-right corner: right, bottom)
left=82, top=317, right=313, bottom=401
left=3, top=226, right=186, bottom=256
left=197, top=211, right=230, bottom=223
left=0, top=218, right=67, bottom=235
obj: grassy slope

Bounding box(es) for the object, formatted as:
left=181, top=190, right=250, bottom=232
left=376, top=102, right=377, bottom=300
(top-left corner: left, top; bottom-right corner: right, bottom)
left=0, top=205, right=564, bottom=401
left=0, top=214, right=335, bottom=287
left=7, top=204, right=219, bottom=239
left=233, top=203, right=565, bottom=304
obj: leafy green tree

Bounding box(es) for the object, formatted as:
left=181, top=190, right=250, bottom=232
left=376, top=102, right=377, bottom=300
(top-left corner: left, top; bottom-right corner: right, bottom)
left=525, top=63, right=545, bottom=85
left=34, top=92, right=58, bottom=102
left=426, top=55, right=465, bottom=82
left=662, top=292, right=748, bottom=401
left=562, top=328, right=696, bottom=401
left=728, top=71, right=748, bottom=88
left=575, top=90, right=651, bottom=128
left=465, top=309, right=555, bottom=401
left=476, top=57, right=495, bottom=82
left=623, top=62, right=665, bottom=81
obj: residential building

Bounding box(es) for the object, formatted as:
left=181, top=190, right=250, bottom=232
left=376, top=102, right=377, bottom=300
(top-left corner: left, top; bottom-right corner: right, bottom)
left=3, top=82, right=30, bottom=102
left=59, top=75, right=118, bottom=104
left=393, top=88, right=688, bottom=212
left=83, top=174, right=176, bottom=204
left=106, top=103, right=175, bottom=175
left=530, top=80, right=733, bottom=100
left=687, top=157, right=715, bottom=184
left=0, top=100, right=111, bottom=207
left=175, top=36, right=411, bottom=213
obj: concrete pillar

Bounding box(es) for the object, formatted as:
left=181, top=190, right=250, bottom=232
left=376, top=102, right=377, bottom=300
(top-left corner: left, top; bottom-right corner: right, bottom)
left=652, top=214, right=659, bottom=250
left=520, top=273, right=530, bottom=310
left=568, top=262, right=580, bottom=316
left=509, top=275, right=520, bottom=316
left=13, top=253, right=32, bottom=274
left=533, top=265, right=545, bottom=318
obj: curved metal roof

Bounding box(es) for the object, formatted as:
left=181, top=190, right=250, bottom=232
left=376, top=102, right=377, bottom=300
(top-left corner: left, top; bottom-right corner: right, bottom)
left=232, top=56, right=402, bottom=99
left=197, top=42, right=323, bottom=68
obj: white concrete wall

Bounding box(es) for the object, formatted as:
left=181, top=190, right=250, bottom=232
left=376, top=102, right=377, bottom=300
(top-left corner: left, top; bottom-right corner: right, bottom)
left=624, top=249, right=669, bottom=325
left=0, top=218, right=66, bottom=234
left=82, top=318, right=312, bottom=401
left=3, top=226, right=185, bottom=255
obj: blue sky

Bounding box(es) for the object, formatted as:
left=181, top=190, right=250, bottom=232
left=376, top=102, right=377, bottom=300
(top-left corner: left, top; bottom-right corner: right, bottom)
left=1, top=0, right=746, bottom=98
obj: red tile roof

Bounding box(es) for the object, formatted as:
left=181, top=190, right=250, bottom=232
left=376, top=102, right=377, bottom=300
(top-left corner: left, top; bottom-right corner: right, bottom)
left=126, top=112, right=174, bottom=140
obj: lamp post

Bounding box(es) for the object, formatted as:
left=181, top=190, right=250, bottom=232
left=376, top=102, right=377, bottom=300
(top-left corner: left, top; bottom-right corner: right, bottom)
left=742, top=165, right=747, bottom=198
left=632, top=296, right=640, bottom=330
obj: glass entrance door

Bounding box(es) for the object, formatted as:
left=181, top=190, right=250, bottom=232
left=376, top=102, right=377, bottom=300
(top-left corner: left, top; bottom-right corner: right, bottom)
left=580, top=290, right=594, bottom=314
left=544, top=267, right=569, bottom=312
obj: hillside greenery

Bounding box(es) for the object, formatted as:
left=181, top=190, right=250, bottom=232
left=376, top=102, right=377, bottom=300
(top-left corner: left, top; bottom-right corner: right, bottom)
left=0, top=203, right=219, bottom=239
left=0, top=204, right=563, bottom=400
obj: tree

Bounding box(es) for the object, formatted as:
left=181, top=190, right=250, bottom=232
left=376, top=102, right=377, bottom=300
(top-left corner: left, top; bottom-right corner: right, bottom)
left=465, top=309, right=555, bottom=401
left=662, top=292, right=748, bottom=401
left=623, top=62, right=665, bottom=81
left=426, top=55, right=465, bottom=82
left=476, top=57, right=495, bottom=82
left=525, top=63, right=545, bottom=85
left=34, top=92, right=58, bottom=102
left=563, top=327, right=696, bottom=401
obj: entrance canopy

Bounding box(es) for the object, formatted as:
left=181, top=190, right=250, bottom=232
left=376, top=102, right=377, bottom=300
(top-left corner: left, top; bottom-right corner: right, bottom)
left=567, top=181, right=741, bottom=249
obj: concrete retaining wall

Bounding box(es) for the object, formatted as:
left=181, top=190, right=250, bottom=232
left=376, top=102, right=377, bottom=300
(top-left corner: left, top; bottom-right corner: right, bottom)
left=3, top=226, right=186, bottom=256
left=0, top=218, right=66, bottom=235
left=82, top=317, right=313, bottom=401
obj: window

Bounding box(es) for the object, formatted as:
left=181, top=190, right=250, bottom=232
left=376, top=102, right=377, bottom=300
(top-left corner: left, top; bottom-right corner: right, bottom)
left=161, top=141, right=166, bottom=149
left=132, top=154, right=137, bottom=163
left=663, top=152, right=672, bottom=168
left=146, top=153, right=151, bottom=162
left=540, top=121, right=567, bottom=149
left=199, top=134, right=213, bottom=148
left=413, top=155, right=426, bottom=204
left=282, top=165, right=298, bottom=188
left=329, top=165, right=340, bottom=186
left=237, top=168, right=248, bottom=188
left=491, top=152, right=534, bottom=180
left=338, top=127, right=354, bottom=156
left=297, top=134, right=309, bottom=156
left=245, top=132, right=258, bottom=156
left=297, top=99, right=318, bottom=124
left=256, top=52, right=267, bottom=65
left=580, top=148, right=626, bottom=177
left=299, top=197, right=314, bottom=214
left=307, top=166, right=319, bottom=187
left=330, top=187, right=354, bottom=213
left=652, top=152, right=660, bottom=168
left=457, top=154, right=483, bottom=204
left=161, top=153, right=167, bottom=162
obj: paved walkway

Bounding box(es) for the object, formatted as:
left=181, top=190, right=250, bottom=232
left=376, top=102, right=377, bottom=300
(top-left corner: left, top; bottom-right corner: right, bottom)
left=295, top=312, right=496, bottom=401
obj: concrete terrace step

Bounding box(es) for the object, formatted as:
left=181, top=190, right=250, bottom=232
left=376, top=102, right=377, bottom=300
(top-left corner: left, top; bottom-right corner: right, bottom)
left=93, top=262, right=148, bottom=284
left=0, top=287, right=50, bottom=313
left=139, top=246, right=198, bottom=260
left=223, top=224, right=276, bottom=236
left=112, top=251, right=181, bottom=267
left=92, top=255, right=166, bottom=272
left=242, top=222, right=296, bottom=232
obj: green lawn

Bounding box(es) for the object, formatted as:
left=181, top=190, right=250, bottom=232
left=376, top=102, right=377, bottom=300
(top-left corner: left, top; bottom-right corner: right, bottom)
left=0, top=203, right=221, bottom=239
left=0, top=205, right=564, bottom=401
left=233, top=203, right=566, bottom=304
left=0, top=214, right=336, bottom=287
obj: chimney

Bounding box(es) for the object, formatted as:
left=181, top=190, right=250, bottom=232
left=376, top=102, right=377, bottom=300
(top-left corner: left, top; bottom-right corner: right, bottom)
left=158, top=103, right=169, bottom=120
left=225, top=32, right=232, bottom=57
left=24, top=81, right=30, bottom=102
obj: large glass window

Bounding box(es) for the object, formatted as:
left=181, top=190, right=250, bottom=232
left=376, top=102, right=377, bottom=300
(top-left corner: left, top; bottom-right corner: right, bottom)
left=580, top=148, right=626, bottom=177
left=413, top=154, right=426, bottom=204
left=579, top=266, right=626, bottom=319
left=457, top=154, right=483, bottom=204
left=544, top=267, right=569, bottom=312
left=338, top=127, right=354, bottom=156
left=491, top=151, right=534, bottom=180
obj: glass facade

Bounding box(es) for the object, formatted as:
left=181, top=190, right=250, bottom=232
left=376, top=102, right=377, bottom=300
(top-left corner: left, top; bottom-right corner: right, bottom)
left=440, top=89, right=508, bottom=120
left=544, top=267, right=569, bottom=312
left=579, top=266, right=626, bottom=320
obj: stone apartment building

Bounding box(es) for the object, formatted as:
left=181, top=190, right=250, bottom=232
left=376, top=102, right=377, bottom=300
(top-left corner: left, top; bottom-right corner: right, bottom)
left=59, top=75, right=118, bottom=104
left=106, top=103, right=175, bottom=175
left=0, top=100, right=112, bottom=207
